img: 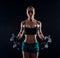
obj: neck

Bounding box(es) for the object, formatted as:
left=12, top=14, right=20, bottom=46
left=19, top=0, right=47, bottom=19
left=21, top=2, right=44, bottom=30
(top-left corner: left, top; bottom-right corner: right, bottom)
left=28, top=17, right=34, bottom=21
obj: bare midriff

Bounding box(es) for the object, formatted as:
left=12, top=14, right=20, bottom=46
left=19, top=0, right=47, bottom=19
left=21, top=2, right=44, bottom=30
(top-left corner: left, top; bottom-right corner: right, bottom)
left=24, top=34, right=37, bottom=44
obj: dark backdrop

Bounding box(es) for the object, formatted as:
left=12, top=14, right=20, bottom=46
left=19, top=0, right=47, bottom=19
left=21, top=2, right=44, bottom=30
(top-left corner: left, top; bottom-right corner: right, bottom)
left=0, top=0, right=60, bottom=58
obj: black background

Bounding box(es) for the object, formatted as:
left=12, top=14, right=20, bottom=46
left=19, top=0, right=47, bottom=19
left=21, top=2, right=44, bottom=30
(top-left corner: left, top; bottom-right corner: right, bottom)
left=0, top=0, right=60, bottom=58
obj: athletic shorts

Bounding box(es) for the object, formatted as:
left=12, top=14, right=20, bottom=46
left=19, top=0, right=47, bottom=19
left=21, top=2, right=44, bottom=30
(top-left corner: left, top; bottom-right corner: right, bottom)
left=21, top=41, right=39, bottom=53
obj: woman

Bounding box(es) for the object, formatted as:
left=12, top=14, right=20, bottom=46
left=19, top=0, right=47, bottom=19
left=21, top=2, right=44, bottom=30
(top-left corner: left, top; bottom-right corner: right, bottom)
left=17, top=6, right=44, bottom=58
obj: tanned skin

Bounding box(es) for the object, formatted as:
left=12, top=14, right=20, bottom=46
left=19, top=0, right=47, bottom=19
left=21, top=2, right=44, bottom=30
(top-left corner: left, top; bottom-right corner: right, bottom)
left=17, top=6, right=44, bottom=58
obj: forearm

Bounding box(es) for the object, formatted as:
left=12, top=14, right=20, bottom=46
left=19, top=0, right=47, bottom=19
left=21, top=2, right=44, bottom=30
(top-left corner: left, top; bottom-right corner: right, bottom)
left=41, top=33, right=44, bottom=39
left=38, top=33, right=44, bottom=40
left=17, top=31, right=24, bottom=39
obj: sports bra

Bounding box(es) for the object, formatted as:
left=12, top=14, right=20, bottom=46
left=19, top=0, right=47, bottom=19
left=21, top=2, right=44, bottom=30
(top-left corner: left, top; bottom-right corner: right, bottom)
left=24, top=26, right=38, bottom=35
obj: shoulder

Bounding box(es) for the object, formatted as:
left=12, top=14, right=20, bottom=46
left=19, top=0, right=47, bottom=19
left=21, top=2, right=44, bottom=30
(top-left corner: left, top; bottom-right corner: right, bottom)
left=21, top=20, right=26, bottom=25
left=36, top=20, right=42, bottom=25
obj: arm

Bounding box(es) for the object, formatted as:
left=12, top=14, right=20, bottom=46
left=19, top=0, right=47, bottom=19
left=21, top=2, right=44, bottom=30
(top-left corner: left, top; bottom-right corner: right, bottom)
left=17, top=21, right=25, bottom=39
left=37, top=22, right=44, bottom=40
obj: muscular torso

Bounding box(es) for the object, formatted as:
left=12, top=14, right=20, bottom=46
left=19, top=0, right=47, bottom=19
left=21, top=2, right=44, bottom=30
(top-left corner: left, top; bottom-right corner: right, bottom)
left=24, top=35, right=37, bottom=43
left=22, top=19, right=40, bottom=43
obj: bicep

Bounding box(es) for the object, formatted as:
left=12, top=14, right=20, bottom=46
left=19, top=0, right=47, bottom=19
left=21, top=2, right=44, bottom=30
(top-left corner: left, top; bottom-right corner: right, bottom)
left=38, top=22, right=42, bottom=34
left=19, top=22, right=24, bottom=33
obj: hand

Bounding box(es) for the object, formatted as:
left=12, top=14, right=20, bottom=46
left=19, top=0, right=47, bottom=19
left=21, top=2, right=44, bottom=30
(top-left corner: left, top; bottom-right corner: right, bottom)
left=42, top=41, right=47, bottom=45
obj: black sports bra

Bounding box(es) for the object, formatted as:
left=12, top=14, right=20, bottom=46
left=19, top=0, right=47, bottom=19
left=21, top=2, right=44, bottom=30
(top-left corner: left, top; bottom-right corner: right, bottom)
left=24, top=26, right=38, bottom=35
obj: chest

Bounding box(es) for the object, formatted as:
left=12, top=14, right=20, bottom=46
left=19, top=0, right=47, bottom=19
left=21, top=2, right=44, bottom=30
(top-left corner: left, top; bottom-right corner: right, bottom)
left=25, top=21, right=37, bottom=28
left=22, top=20, right=40, bottom=28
